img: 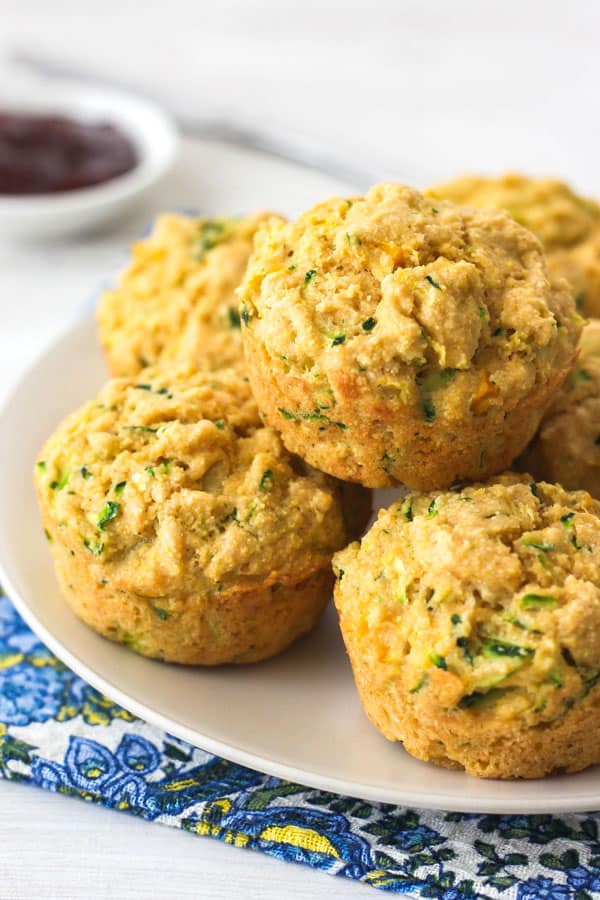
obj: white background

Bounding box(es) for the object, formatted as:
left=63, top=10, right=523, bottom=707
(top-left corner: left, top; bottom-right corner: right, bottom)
left=1, top=1, right=600, bottom=897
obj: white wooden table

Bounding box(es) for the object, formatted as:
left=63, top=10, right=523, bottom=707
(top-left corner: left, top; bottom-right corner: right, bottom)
left=1, top=2, right=600, bottom=896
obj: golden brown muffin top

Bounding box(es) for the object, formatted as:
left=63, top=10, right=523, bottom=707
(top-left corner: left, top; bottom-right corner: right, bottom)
left=35, top=365, right=349, bottom=598
left=428, top=172, right=600, bottom=250
left=334, top=473, right=600, bottom=724
left=239, top=182, right=580, bottom=425
left=97, top=211, right=280, bottom=376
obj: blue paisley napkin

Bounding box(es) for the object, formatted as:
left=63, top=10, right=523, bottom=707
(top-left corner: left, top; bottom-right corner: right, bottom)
left=2, top=587, right=600, bottom=899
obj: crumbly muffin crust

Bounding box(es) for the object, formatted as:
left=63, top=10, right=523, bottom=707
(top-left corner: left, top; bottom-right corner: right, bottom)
left=239, top=182, right=580, bottom=488
left=333, top=473, right=600, bottom=778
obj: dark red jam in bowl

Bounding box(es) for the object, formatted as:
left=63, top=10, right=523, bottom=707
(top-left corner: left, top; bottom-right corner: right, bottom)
left=0, top=111, right=138, bottom=195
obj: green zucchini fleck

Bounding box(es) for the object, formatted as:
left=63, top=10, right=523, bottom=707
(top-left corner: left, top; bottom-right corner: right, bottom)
left=422, top=397, right=436, bottom=422
left=362, top=317, right=377, bottom=332
left=303, top=268, right=317, bottom=287
left=503, top=615, right=530, bottom=631
left=331, top=334, right=346, bottom=347
left=451, top=613, right=461, bottom=625
left=114, top=481, right=127, bottom=495
left=520, top=593, right=558, bottom=609
left=134, top=383, right=152, bottom=391
left=381, top=451, right=396, bottom=473
left=228, top=306, right=241, bottom=329
left=529, top=482, right=539, bottom=498
left=44, top=528, right=52, bottom=542
left=240, top=302, right=251, bottom=327
left=121, top=632, right=141, bottom=650
left=482, top=639, right=534, bottom=659
left=277, top=408, right=347, bottom=430
left=154, top=608, right=169, bottom=621
left=214, top=420, right=225, bottom=430
left=98, top=501, right=121, bottom=531
left=223, top=507, right=239, bottom=526
left=522, top=538, right=555, bottom=552
left=428, top=497, right=441, bottom=518
left=80, top=465, right=92, bottom=480
left=36, top=461, right=47, bottom=474
left=479, top=307, right=487, bottom=319
left=571, top=533, right=592, bottom=551
left=425, top=274, right=443, bottom=290
left=430, top=652, right=447, bottom=670
left=50, top=468, right=70, bottom=491
left=456, top=636, right=473, bottom=665
left=191, top=219, right=231, bottom=261
left=83, top=538, right=104, bottom=556
left=259, top=469, right=274, bottom=492
left=560, top=512, right=575, bottom=528
left=345, top=231, right=363, bottom=246
left=458, top=687, right=510, bottom=709
left=400, top=498, right=413, bottom=522
left=409, top=674, right=428, bottom=693
left=418, top=369, right=456, bottom=422
left=122, top=425, right=159, bottom=434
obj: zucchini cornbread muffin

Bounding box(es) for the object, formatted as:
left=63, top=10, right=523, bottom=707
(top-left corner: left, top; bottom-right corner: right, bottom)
left=35, top=365, right=367, bottom=665
left=97, top=211, right=278, bottom=376
left=239, top=182, right=580, bottom=489
left=333, top=473, right=600, bottom=778
left=520, top=320, right=600, bottom=498
left=428, top=173, right=600, bottom=316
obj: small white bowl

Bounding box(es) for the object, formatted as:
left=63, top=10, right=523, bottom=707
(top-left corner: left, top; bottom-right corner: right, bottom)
left=0, top=80, right=179, bottom=238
